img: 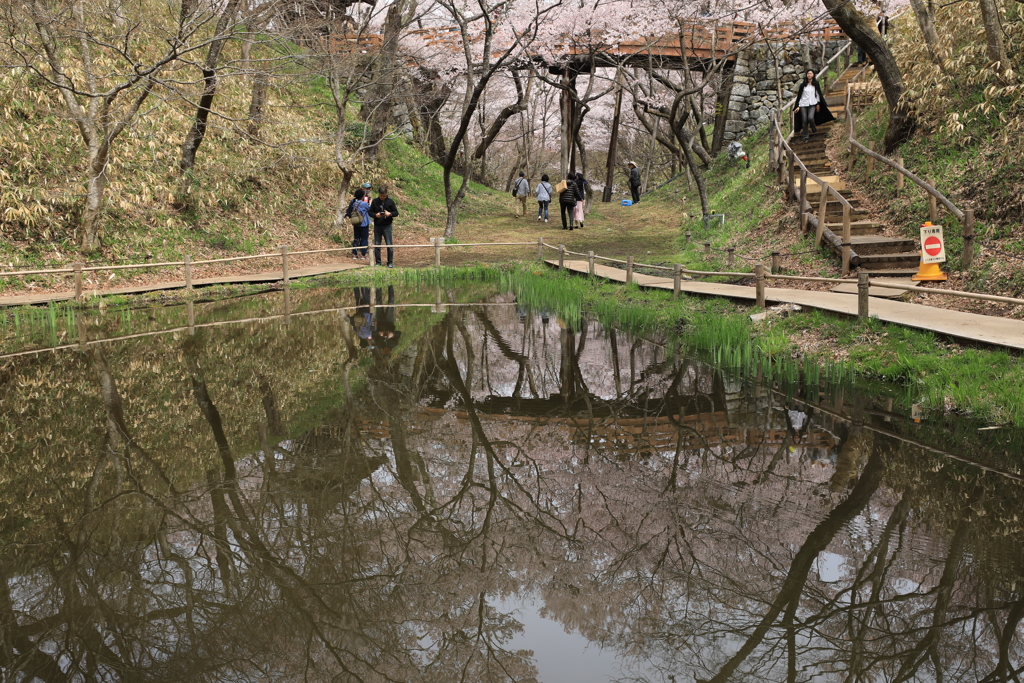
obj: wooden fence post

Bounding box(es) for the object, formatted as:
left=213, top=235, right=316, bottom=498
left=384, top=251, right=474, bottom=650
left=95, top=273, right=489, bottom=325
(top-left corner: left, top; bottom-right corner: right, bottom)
left=858, top=272, right=870, bottom=319
left=626, top=255, right=634, bottom=284
left=963, top=209, right=975, bottom=270
left=895, top=156, right=904, bottom=196
left=799, top=170, right=808, bottom=233
left=727, top=248, right=735, bottom=268
left=187, top=300, right=195, bottom=335
left=684, top=231, right=691, bottom=246
left=755, top=263, right=766, bottom=308
left=848, top=138, right=856, bottom=171
left=280, top=245, right=290, bottom=283
left=771, top=251, right=781, bottom=274
left=586, top=251, right=594, bottom=276
left=73, top=263, right=83, bottom=302
left=184, top=255, right=193, bottom=294
left=434, top=237, right=442, bottom=267
left=704, top=242, right=711, bottom=258
left=673, top=263, right=681, bottom=298
left=866, top=141, right=875, bottom=175
left=537, top=236, right=543, bottom=260
left=787, top=149, right=795, bottom=200
left=928, top=180, right=938, bottom=223
left=558, top=244, right=565, bottom=270
left=842, top=204, right=852, bottom=277
left=816, top=183, right=829, bottom=247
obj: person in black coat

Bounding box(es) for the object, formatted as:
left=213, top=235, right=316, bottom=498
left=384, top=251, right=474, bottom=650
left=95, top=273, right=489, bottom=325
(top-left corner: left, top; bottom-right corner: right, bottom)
left=793, top=70, right=835, bottom=140
left=369, top=186, right=400, bottom=267
left=558, top=174, right=580, bottom=231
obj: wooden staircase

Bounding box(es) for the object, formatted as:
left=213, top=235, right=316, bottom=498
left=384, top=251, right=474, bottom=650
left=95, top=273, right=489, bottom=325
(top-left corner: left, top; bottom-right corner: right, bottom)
left=792, top=65, right=921, bottom=281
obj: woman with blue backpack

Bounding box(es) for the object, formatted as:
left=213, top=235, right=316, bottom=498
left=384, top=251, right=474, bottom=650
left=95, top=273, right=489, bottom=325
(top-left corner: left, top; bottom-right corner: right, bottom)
left=535, top=174, right=553, bottom=223
left=345, top=188, right=371, bottom=260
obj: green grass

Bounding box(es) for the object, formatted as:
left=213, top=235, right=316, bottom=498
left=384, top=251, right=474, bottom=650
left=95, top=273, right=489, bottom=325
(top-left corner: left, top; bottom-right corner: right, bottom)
left=5, top=262, right=1024, bottom=424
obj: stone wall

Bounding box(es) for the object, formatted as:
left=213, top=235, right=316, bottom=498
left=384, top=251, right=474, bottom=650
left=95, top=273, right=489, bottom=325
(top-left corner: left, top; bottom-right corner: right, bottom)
left=722, top=40, right=846, bottom=143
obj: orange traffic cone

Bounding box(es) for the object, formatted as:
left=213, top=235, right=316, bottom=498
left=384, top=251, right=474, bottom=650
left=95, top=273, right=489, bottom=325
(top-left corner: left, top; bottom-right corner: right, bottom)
left=911, top=221, right=947, bottom=282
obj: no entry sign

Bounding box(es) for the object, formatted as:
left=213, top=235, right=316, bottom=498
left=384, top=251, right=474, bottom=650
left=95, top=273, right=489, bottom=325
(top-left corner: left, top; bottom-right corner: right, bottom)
left=920, top=223, right=946, bottom=264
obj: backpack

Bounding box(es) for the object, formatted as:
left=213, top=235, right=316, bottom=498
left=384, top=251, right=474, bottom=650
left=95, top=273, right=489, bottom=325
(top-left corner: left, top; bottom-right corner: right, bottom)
left=346, top=199, right=363, bottom=226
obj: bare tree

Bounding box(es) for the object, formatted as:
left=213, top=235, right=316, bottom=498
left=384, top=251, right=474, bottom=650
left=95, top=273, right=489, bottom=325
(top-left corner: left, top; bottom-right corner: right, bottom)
left=822, top=0, right=915, bottom=152
left=423, top=0, right=560, bottom=239
left=2, top=1, right=228, bottom=252
left=177, top=0, right=245, bottom=178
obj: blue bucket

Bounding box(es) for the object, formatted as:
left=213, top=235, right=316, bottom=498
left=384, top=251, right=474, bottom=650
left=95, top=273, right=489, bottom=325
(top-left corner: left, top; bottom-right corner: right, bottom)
left=621, top=199, right=633, bottom=206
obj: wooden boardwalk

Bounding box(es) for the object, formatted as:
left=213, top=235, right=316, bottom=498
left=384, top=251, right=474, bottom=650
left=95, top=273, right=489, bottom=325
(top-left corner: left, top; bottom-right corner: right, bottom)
left=0, top=261, right=365, bottom=308
left=548, top=259, right=1024, bottom=351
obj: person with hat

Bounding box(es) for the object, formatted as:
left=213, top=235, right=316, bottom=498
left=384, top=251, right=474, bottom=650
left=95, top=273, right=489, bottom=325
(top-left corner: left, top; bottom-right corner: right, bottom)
left=369, top=186, right=399, bottom=268
left=627, top=161, right=642, bottom=204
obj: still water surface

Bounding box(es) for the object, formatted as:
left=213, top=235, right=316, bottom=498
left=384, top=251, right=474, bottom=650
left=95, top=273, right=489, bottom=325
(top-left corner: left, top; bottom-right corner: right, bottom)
left=2, top=282, right=1024, bottom=682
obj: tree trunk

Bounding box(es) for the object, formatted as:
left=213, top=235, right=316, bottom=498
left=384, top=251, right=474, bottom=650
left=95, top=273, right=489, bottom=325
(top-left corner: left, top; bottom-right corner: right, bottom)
left=822, top=0, right=915, bottom=153
left=909, top=0, right=944, bottom=68
left=603, top=71, right=624, bottom=202
left=364, top=0, right=408, bottom=158
left=979, top=0, right=1013, bottom=79
left=81, top=141, right=110, bottom=252
left=559, top=72, right=572, bottom=175
left=246, top=71, right=268, bottom=141
left=178, top=0, right=241, bottom=175
left=332, top=170, right=355, bottom=234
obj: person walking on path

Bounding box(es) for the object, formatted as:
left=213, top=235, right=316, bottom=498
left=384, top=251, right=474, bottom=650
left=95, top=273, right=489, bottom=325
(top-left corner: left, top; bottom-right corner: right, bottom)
left=558, top=173, right=580, bottom=231
left=573, top=172, right=587, bottom=229
left=535, top=174, right=553, bottom=222
left=627, top=161, right=641, bottom=204
left=345, top=188, right=371, bottom=260
left=793, top=69, right=834, bottom=141
left=369, top=186, right=399, bottom=268
left=512, top=171, right=530, bottom=218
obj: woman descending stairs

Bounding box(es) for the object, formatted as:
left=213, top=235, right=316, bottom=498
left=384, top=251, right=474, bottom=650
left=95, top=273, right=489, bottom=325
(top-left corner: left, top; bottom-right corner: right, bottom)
left=783, top=65, right=922, bottom=290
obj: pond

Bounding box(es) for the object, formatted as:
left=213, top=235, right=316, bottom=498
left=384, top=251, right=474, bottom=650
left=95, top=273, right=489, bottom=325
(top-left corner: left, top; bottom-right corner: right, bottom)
left=2, top=278, right=1024, bottom=682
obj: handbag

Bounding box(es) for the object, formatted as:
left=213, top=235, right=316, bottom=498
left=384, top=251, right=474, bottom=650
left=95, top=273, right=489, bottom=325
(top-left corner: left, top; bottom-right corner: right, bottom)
left=554, top=179, right=568, bottom=195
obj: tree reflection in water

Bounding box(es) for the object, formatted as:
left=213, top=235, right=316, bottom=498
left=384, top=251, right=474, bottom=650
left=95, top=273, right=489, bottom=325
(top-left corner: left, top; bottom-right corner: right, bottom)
left=1, top=285, right=1024, bottom=682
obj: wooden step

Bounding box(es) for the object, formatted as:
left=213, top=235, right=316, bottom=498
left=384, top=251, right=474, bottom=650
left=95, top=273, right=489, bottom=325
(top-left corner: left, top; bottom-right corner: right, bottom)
left=824, top=221, right=882, bottom=235
left=853, top=268, right=921, bottom=278
left=849, top=235, right=917, bottom=254
left=855, top=252, right=922, bottom=268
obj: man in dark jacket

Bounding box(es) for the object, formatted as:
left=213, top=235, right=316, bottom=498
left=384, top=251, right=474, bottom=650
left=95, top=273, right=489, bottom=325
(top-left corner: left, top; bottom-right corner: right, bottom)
left=369, top=186, right=399, bottom=268
left=627, top=161, right=641, bottom=204
left=558, top=173, right=579, bottom=231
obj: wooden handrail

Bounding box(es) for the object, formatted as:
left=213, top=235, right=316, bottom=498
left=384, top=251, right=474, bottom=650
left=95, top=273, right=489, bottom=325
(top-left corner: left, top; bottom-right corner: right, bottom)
left=844, top=70, right=965, bottom=224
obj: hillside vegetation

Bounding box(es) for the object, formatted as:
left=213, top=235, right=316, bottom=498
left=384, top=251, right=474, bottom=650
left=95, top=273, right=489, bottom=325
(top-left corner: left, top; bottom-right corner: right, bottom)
left=843, top=5, right=1024, bottom=296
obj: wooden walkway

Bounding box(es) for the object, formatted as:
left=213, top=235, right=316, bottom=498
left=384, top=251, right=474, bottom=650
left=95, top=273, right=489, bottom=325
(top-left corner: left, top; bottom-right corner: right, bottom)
left=0, top=261, right=365, bottom=308
left=548, top=259, right=1024, bottom=351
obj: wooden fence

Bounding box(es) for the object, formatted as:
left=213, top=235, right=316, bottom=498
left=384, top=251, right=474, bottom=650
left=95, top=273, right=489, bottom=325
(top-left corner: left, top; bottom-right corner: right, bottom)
left=0, top=239, right=537, bottom=302
left=541, top=242, right=1024, bottom=319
